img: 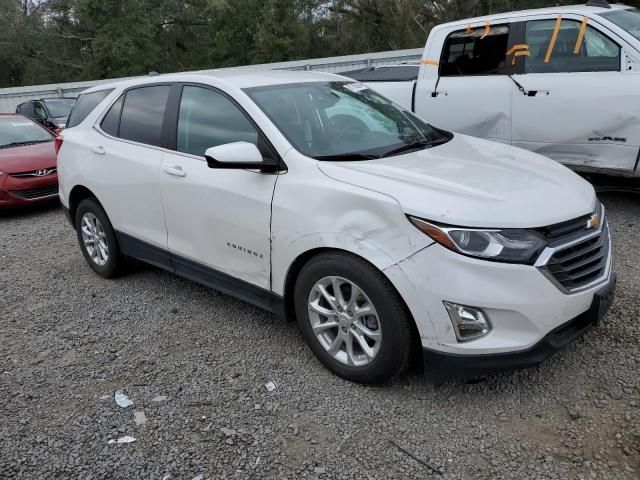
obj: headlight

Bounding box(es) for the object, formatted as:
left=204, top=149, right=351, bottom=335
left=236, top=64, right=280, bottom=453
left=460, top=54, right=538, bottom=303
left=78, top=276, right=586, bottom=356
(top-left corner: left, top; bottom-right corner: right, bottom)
left=408, top=216, right=546, bottom=264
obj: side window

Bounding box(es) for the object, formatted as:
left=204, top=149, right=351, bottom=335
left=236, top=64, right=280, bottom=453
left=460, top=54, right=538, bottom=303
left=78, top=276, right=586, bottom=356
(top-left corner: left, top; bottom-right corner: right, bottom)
left=524, top=19, right=621, bottom=73
left=176, top=86, right=259, bottom=156
left=100, top=95, right=124, bottom=137
left=440, top=25, right=510, bottom=76
left=21, top=103, right=35, bottom=117
left=34, top=102, right=47, bottom=120
left=118, top=85, right=170, bottom=147
left=67, top=89, right=113, bottom=128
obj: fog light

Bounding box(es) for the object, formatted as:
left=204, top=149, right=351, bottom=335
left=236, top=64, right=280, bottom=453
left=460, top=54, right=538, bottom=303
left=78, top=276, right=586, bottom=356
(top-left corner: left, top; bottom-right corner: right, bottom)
left=443, top=302, right=491, bottom=342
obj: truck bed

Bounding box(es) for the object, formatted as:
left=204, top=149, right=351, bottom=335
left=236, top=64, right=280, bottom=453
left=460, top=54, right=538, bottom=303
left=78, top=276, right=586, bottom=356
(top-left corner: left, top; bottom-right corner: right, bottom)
left=341, top=66, right=418, bottom=110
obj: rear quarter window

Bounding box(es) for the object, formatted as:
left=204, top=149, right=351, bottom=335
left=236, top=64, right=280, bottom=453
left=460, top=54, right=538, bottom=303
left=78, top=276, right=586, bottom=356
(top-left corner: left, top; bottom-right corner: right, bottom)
left=117, top=85, right=171, bottom=147
left=67, top=89, right=114, bottom=128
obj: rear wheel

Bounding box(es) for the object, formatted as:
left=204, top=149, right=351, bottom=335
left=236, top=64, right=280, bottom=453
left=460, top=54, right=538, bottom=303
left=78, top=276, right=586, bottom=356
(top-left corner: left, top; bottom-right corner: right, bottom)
left=75, top=198, right=125, bottom=278
left=294, top=252, right=413, bottom=384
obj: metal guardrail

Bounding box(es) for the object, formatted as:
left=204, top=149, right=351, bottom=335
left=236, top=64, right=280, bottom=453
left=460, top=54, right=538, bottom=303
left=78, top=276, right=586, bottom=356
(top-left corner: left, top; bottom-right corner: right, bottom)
left=0, top=48, right=423, bottom=112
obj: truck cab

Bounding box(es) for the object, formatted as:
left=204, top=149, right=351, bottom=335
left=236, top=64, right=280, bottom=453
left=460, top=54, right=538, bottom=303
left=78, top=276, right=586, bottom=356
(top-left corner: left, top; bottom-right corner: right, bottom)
left=349, top=2, right=640, bottom=177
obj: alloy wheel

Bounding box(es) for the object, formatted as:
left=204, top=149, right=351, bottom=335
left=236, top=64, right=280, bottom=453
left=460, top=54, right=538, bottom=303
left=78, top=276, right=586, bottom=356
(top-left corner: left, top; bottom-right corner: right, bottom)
left=307, top=276, right=382, bottom=367
left=80, top=212, right=109, bottom=266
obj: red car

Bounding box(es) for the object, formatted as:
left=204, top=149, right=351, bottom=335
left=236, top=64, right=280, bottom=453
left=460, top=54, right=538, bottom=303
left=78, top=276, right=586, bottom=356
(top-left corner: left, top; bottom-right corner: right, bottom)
left=0, top=114, right=58, bottom=208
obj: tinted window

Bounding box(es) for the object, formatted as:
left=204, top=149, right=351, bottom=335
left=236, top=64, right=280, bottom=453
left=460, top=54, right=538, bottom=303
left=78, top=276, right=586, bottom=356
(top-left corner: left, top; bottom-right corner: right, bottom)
left=19, top=102, right=35, bottom=117
left=100, top=96, right=124, bottom=137
left=118, top=86, right=170, bottom=147
left=177, top=86, right=259, bottom=156
left=440, top=26, right=510, bottom=76
left=525, top=19, right=620, bottom=73
left=67, top=89, right=113, bottom=128
left=34, top=102, right=47, bottom=120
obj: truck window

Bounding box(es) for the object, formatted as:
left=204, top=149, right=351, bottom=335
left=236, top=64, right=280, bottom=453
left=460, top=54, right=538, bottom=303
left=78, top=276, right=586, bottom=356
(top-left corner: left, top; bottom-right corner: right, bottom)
left=440, top=26, right=510, bottom=76
left=524, top=19, right=620, bottom=74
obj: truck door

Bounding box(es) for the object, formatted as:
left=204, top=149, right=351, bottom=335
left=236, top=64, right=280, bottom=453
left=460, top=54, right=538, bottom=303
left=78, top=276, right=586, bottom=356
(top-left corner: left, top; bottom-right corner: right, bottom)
left=414, top=22, right=517, bottom=145
left=510, top=14, right=640, bottom=175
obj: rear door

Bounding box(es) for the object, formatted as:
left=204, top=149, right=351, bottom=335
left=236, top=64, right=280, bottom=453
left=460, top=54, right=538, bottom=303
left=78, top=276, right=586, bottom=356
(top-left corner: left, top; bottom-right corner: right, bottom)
left=510, top=14, right=640, bottom=174
left=415, top=21, right=517, bottom=145
left=89, top=84, right=171, bottom=261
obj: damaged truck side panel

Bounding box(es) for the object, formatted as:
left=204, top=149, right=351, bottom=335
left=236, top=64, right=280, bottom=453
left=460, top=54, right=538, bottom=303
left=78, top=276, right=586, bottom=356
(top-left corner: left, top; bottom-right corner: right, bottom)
left=353, top=4, right=640, bottom=177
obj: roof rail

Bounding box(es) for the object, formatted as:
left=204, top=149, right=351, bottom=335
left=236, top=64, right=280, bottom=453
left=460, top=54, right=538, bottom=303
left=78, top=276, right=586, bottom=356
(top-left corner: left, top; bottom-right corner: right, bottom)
left=586, top=0, right=612, bottom=8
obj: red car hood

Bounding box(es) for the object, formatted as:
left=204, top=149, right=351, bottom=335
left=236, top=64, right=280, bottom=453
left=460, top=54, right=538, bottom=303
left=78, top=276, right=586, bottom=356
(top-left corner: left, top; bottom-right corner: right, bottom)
left=0, top=142, right=57, bottom=174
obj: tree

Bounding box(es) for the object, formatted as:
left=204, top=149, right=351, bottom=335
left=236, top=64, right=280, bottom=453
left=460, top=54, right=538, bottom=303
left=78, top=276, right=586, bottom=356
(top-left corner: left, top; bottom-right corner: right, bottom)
left=0, top=0, right=638, bottom=88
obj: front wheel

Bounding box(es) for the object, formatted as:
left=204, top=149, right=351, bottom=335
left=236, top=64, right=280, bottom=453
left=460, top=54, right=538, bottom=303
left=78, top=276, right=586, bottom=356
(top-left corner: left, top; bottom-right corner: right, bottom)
left=294, top=252, right=413, bottom=384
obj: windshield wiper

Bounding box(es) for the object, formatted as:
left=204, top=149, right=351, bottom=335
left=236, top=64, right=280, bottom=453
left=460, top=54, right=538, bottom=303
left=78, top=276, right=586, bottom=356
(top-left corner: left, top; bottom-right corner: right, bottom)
left=314, top=153, right=381, bottom=161
left=382, top=137, right=449, bottom=158
left=0, top=140, right=51, bottom=149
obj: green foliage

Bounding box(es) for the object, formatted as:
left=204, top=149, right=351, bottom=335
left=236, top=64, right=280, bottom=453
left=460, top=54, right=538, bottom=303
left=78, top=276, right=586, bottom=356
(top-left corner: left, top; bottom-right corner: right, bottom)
left=0, top=0, right=638, bottom=87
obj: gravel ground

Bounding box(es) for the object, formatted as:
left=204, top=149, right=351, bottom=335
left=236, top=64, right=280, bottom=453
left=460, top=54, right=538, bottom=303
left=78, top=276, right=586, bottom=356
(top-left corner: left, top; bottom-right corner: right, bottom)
left=0, top=192, right=638, bottom=480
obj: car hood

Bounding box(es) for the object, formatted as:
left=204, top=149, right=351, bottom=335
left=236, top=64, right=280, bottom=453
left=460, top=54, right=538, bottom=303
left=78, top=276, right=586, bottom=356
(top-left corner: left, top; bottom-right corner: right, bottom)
left=0, top=142, right=57, bottom=174
left=317, top=134, right=596, bottom=228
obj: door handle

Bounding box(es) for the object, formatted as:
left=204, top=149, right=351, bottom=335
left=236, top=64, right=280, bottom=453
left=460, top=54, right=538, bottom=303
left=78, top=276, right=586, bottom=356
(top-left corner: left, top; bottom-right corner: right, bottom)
left=91, top=146, right=105, bottom=155
left=162, top=164, right=187, bottom=177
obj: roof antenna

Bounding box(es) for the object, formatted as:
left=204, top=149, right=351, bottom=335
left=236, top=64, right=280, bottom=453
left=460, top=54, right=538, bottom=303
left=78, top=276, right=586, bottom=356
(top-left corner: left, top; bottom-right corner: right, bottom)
left=585, top=0, right=612, bottom=8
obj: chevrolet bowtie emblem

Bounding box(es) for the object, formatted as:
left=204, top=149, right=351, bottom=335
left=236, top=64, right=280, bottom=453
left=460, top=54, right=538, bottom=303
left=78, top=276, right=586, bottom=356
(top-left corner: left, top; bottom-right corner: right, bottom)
left=587, top=213, right=601, bottom=230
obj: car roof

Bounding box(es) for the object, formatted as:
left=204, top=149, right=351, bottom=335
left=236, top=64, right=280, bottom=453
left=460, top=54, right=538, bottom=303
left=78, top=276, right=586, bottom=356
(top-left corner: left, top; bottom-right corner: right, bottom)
left=438, top=2, right=631, bottom=29
left=81, top=69, right=347, bottom=94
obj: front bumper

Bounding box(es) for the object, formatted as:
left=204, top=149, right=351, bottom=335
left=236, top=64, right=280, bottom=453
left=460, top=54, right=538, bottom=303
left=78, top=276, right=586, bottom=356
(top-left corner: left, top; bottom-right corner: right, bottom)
left=423, top=274, right=616, bottom=383
left=381, top=218, right=615, bottom=382
left=0, top=173, right=59, bottom=208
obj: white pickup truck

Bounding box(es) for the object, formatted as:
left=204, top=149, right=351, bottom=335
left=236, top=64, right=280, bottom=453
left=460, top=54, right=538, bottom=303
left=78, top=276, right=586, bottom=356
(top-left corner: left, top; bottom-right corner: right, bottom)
left=346, top=1, right=640, bottom=177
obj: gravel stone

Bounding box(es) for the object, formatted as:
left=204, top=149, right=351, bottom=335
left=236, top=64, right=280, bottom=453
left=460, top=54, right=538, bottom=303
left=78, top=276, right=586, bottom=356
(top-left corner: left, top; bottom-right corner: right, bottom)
left=0, top=192, right=639, bottom=479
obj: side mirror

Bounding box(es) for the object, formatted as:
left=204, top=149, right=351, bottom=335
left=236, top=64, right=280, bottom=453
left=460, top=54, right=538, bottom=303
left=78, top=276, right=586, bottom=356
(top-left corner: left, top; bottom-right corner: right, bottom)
left=205, top=142, right=277, bottom=172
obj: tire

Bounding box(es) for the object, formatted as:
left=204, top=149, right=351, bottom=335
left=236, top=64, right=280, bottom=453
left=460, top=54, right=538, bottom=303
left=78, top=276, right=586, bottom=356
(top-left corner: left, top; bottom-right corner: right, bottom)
left=75, top=198, right=125, bottom=278
left=294, top=252, right=413, bottom=384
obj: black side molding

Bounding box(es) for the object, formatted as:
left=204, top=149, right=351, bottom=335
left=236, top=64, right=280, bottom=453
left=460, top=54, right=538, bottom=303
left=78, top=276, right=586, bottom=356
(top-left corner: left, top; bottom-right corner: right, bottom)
left=117, top=231, right=173, bottom=272
left=171, top=253, right=284, bottom=315
left=115, top=231, right=285, bottom=319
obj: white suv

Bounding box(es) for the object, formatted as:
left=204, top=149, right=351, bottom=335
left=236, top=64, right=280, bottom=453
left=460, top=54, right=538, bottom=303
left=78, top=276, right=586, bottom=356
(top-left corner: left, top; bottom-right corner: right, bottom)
left=57, top=71, right=616, bottom=384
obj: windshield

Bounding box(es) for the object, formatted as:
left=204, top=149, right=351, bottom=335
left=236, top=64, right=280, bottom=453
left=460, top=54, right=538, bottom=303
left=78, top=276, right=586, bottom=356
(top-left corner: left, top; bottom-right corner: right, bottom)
left=600, top=8, right=640, bottom=41
left=44, top=99, right=76, bottom=118
left=244, top=82, right=450, bottom=160
left=0, top=117, right=53, bottom=148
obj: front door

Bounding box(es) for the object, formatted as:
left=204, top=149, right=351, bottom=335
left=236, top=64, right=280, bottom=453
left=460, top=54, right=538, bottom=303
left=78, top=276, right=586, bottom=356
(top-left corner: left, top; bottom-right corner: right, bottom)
left=415, top=22, right=515, bottom=145
left=511, top=15, right=640, bottom=174
left=159, top=84, right=278, bottom=292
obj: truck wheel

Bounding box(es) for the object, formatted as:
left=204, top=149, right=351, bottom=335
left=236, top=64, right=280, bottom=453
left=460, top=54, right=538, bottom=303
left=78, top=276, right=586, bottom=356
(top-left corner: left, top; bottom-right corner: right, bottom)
left=75, top=198, right=125, bottom=279
left=294, top=252, right=413, bottom=384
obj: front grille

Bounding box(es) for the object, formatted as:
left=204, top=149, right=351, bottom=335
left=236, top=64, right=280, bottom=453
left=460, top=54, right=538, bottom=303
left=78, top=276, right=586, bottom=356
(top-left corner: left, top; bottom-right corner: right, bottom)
left=537, top=213, right=592, bottom=244
left=10, top=184, right=59, bottom=200
left=9, top=168, right=57, bottom=178
left=545, top=221, right=610, bottom=291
